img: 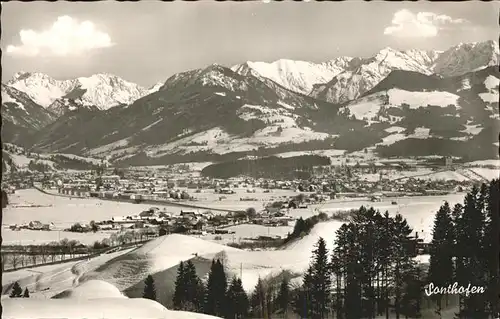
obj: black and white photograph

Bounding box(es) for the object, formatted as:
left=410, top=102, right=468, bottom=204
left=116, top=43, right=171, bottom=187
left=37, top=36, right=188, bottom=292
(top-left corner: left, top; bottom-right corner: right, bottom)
left=1, top=1, right=499, bottom=318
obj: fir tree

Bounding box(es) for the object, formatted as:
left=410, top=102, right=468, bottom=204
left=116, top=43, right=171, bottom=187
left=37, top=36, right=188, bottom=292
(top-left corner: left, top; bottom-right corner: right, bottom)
left=428, top=201, right=454, bottom=314
left=311, top=237, right=332, bottom=319
left=9, top=282, right=22, bottom=298
left=459, top=186, right=488, bottom=318
left=226, top=276, right=249, bottom=319
left=275, top=275, right=290, bottom=318
left=184, top=260, right=205, bottom=312
left=484, top=179, right=500, bottom=316
left=391, top=214, right=416, bottom=319
left=143, top=275, right=156, bottom=301
left=23, top=287, right=30, bottom=298
left=251, top=277, right=268, bottom=319
left=204, top=259, right=227, bottom=316
left=173, top=261, right=186, bottom=309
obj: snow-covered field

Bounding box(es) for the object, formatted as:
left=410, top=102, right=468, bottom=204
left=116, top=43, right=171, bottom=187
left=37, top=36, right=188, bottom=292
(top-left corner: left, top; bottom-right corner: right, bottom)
left=465, top=159, right=500, bottom=167
left=2, top=229, right=113, bottom=246
left=188, top=188, right=298, bottom=210
left=273, top=149, right=346, bottom=158
left=345, top=89, right=460, bottom=121
left=387, top=89, right=460, bottom=109
left=2, top=189, right=199, bottom=229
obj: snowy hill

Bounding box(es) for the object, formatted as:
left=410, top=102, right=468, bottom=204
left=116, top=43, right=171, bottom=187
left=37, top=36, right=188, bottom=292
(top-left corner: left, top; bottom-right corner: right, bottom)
left=231, top=57, right=352, bottom=95
left=3, top=297, right=222, bottom=319
left=1, top=85, right=56, bottom=145
left=6, top=72, right=151, bottom=114
left=2, top=143, right=108, bottom=174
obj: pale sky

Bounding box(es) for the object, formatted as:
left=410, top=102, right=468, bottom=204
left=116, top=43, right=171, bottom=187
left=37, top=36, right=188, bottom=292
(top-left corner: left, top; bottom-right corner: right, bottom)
left=2, top=1, right=498, bottom=88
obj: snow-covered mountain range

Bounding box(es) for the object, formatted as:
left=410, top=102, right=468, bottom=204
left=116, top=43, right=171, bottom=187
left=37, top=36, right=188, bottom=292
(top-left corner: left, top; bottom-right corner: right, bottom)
left=6, top=72, right=161, bottom=114
left=235, top=40, right=498, bottom=104
left=2, top=40, right=499, bottom=166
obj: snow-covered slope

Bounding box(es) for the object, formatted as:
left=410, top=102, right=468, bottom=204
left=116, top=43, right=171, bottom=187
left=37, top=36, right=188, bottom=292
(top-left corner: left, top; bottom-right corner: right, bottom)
left=7, top=72, right=151, bottom=113
left=3, top=298, right=222, bottom=319
left=30, top=63, right=339, bottom=161
left=310, top=41, right=499, bottom=104
left=232, top=57, right=352, bottom=95
left=52, top=280, right=126, bottom=299
left=433, top=40, right=499, bottom=77
left=1, top=84, right=56, bottom=144
left=310, top=47, right=438, bottom=104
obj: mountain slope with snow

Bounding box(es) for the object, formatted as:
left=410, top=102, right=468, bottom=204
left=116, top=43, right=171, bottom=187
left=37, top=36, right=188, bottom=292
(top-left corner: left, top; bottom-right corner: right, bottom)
left=310, top=47, right=438, bottom=104
left=1, top=85, right=56, bottom=145
left=28, top=64, right=341, bottom=163
left=232, top=57, right=352, bottom=95
left=433, top=40, right=499, bottom=77
left=7, top=72, right=151, bottom=114
left=310, top=41, right=499, bottom=104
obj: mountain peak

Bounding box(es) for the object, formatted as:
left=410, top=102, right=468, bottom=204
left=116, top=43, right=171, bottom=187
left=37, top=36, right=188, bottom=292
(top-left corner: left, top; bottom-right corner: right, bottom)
left=7, top=71, right=149, bottom=112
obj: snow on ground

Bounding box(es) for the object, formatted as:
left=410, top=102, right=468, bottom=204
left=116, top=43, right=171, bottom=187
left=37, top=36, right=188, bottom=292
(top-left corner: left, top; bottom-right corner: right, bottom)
left=141, top=119, right=163, bottom=131
left=344, top=93, right=384, bottom=120
left=479, top=92, right=499, bottom=103
left=235, top=59, right=343, bottom=95
left=3, top=191, right=467, bottom=307
left=2, top=298, right=222, bottom=319
left=273, top=149, right=346, bottom=158
left=484, top=75, right=500, bottom=90
left=379, top=133, right=407, bottom=146
left=2, top=229, right=113, bottom=246
left=465, top=159, right=500, bottom=167
left=2, top=189, right=190, bottom=229
left=40, top=153, right=107, bottom=165
left=2, top=90, right=27, bottom=111
left=224, top=224, right=294, bottom=239
left=410, top=127, right=431, bottom=139
left=384, top=126, right=405, bottom=133
left=4, top=152, right=32, bottom=168
left=469, top=168, right=499, bottom=181
left=2, top=248, right=134, bottom=296
left=147, top=120, right=331, bottom=157
left=345, top=89, right=460, bottom=121
left=277, top=101, right=295, bottom=110
left=86, top=138, right=133, bottom=156
left=461, top=124, right=483, bottom=135
left=479, top=75, right=499, bottom=103
left=53, top=280, right=126, bottom=299
left=214, top=92, right=226, bottom=96
left=387, top=89, right=460, bottom=109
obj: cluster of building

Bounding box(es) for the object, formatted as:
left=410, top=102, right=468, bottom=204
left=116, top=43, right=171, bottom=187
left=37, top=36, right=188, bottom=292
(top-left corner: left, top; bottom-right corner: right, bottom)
left=8, top=221, right=56, bottom=231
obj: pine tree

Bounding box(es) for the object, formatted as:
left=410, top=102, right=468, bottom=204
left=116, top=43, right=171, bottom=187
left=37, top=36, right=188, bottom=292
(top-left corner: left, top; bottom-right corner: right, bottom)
left=204, top=259, right=227, bottom=316
left=391, top=214, right=415, bottom=319
left=311, top=237, right=332, bottom=319
left=173, top=261, right=186, bottom=309
left=143, top=275, right=156, bottom=301
left=275, top=275, right=290, bottom=318
left=9, top=282, right=22, bottom=298
left=428, top=202, right=454, bottom=315
left=226, top=277, right=249, bottom=319
left=484, top=179, right=500, bottom=317
left=251, top=277, right=268, bottom=319
left=23, top=287, right=30, bottom=298
left=184, top=260, right=205, bottom=312
left=459, top=186, right=488, bottom=318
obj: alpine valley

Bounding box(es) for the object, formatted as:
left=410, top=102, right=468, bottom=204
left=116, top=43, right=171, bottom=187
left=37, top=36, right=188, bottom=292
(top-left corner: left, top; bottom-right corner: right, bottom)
left=2, top=40, right=499, bottom=169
